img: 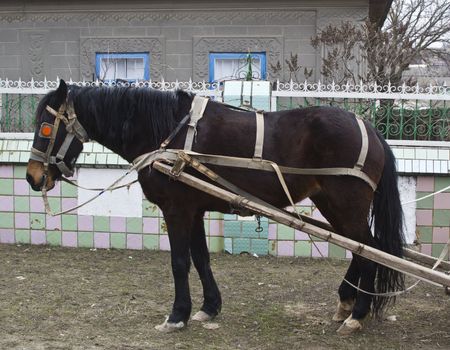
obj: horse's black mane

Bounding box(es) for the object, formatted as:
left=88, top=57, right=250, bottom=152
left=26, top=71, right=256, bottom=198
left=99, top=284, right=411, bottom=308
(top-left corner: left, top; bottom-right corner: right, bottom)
left=38, top=85, right=192, bottom=152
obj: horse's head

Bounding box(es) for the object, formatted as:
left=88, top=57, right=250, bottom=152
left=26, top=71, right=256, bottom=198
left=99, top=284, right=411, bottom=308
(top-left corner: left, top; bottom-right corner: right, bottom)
left=26, top=79, right=88, bottom=191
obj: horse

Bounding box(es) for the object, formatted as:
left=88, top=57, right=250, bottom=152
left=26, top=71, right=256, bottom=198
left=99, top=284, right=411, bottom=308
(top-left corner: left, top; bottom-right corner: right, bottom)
left=26, top=79, right=405, bottom=335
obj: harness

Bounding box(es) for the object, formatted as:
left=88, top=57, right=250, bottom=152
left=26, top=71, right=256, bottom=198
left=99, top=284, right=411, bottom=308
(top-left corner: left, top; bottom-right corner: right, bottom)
left=133, top=97, right=377, bottom=191
left=30, top=99, right=89, bottom=177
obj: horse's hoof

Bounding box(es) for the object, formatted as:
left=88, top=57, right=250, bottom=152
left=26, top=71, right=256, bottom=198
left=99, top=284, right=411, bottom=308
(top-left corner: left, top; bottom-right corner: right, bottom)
left=336, top=315, right=362, bottom=336
left=154, top=317, right=185, bottom=333
left=192, top=310, right=214, bottom=322
left=332, top=299, right=354, bottom=322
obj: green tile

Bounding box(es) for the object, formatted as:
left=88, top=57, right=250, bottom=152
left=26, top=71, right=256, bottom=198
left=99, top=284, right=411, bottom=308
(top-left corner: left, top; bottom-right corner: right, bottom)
left=233, top=238, right=250, bottom=254
left=61, top=182, right=77, bottom=197
left=62, top=215, right=77, bottom=230
left=416, top=192, right=433, bottom=209
left=47, top=231, right=62, bottom=246
left=14, top=197, right=29, bottom=212
left=242, top=221, right=260, bottom=239
left=417, top=226, right=432, bottom=243
left=298, top=206, right=312, bottom=216
left=111, top=233, right=126, bottom=249
left=224, top=238, right=233, bottom=253
left=143, top=200, right=159, bottom=217
left=0, top=179, right=14, bottom=195
left=47, top=198, right=61, bottom=212
left=94, top=216, right=110, bottom=232
left=30, top=213, right=45, bottom=230
left=277, top=224, right=294, bottom=240
left=431, top=243, right=447, bottom=259
left=295, top=241, right=311, bottom=257
left=435, top=177, right=450, bottom=192
left=13, top=165, right=27, bottom=179
left=143, top=235, right=159, bottom=250
left=209, top=237, right=224, bottom=253
left=78, top=232, right=94, bottom=248
left=224, top=221, right=241, bottom=238
left=204, top=220, right=210, bottom=234
left=433, top=210, right=450, bottom=227
left=329, top=243, right=346, bottom=258
left=15, top=230, right=30, bottom=244
left=126, top=217, right=142, bottom=233
left=251, top=238, right=268, bottom=255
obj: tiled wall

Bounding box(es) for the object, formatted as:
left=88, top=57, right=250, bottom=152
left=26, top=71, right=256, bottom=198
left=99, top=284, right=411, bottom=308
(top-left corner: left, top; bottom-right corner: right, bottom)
left=0, top=135, right=449, bottom=259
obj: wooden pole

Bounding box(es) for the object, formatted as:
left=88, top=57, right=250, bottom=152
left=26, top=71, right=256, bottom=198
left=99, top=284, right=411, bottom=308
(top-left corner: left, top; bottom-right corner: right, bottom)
left=153, top=161, right=450, bottom=288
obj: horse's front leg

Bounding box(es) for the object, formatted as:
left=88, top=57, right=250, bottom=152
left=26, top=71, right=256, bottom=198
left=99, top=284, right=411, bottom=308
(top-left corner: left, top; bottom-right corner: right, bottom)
left=155, top=207, right=194, bottom=333
left=190, top=211, right=222, bottom=322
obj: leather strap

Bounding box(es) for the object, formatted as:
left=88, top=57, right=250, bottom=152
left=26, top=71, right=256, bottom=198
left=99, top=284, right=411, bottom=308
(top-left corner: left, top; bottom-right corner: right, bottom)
left=184, top=95, right=209, bottom=151
left=254, top=111, right=264, bottom=159
left=355, top=118, right=369, bottom=169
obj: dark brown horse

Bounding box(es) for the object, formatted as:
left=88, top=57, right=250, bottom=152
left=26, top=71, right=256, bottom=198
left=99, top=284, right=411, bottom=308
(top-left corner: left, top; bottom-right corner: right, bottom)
left=26, top=80, right=404, bottom=335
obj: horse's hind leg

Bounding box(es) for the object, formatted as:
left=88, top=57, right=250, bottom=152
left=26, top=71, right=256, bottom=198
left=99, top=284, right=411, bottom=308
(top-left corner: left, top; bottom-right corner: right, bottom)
left=190, top=211, right=222, bottom=321
left=333, top=259, right=358, bottom=322
left=311, top=181, right=377, bottom=335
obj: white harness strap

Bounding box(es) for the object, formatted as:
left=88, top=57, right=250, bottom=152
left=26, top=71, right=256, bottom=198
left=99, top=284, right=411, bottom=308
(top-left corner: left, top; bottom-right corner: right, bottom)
left=254, top=111, right=265, bottom=159
left=184, top=95, right=209, bottom=151
left=355, top=118, right=369, bottom=169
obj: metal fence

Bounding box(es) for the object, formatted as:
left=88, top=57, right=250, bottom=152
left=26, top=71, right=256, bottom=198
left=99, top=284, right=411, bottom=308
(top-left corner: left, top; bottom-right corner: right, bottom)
left=1, top=78, right=449, bottom=141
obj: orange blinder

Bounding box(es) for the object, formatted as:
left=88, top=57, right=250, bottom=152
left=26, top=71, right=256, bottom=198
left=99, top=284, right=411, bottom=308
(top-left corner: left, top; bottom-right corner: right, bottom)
left=39, top=123, right=54, bottom=138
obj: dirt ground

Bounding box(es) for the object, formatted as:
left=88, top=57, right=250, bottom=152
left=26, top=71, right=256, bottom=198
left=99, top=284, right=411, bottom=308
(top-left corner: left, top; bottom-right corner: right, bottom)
left=0, top=244, right=449, bottom=350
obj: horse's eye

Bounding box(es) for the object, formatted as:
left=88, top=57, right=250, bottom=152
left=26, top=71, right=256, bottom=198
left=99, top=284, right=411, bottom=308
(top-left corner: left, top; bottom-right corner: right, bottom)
left=39, top=123, right=53, bottom=138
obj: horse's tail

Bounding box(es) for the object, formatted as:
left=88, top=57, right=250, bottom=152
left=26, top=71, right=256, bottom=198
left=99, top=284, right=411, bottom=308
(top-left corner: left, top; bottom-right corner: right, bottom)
left=371, top=132, right=405, bottom=316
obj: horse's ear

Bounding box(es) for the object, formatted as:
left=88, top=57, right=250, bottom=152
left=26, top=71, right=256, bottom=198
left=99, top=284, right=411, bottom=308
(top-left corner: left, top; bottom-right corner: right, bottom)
left=55, top=79, right=68, bottom=103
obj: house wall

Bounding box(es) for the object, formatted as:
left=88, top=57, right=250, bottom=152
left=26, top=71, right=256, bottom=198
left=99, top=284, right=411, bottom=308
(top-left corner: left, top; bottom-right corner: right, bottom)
left=0, top=0, right=368, bottom=81
left=0, top=134, right=449, bottom=259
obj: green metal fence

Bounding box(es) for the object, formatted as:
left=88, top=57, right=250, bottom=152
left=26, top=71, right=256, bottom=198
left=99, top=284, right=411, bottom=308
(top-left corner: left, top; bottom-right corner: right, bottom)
left=1, top=80, right=449, bottom=141
left=275, top=96, right=449, bottom=141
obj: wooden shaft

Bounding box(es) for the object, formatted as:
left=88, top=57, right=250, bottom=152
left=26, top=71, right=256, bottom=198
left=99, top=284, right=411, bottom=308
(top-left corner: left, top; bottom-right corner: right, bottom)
left=153, top=161, right=450, bottom=288
left=404, top=248, right=450, bottom=271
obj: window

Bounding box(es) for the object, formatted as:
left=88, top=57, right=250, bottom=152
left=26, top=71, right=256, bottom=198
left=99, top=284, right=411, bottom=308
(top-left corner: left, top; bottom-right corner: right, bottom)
left=209, top=52, right=266, bottom=83
left=95, top=53, right=149, bottom=82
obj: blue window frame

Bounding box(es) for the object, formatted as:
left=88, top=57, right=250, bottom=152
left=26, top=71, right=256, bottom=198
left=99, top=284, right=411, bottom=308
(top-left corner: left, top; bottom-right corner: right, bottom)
left=95, top=52, right=150, bottom=82
left=209, top=52, right=267, bottom=83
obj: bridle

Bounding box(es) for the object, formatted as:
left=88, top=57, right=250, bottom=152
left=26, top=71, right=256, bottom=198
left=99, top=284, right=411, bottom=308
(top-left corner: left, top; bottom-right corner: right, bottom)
left=29, top=98, right=89, bottom=178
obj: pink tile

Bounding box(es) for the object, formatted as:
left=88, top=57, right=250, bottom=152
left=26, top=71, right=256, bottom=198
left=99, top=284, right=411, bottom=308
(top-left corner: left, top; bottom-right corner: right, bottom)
left=420, top=244, right=432, bottom=256
left=268, top=223, right=277, bottom=239
left=31, top=230, right=46, bottom=244
left=0, top=229, right=15, bottom=243
left=434, top=193, right=450, bottom=209
left=209, top=220, right=222, bottom=236
left=14, top=179, right=29, bottom=195
left=62, top=231, right=77, bottom=247
left=110, top=217, right=126, bottom=233
left=127, top=234, right=142, bottom=250
left=143, top=217, right=159, bottom=234
left=62, top=198, right=77, bottom=212
left=78, top=215, right=93, bottom=231
left=277, top=241, right=294, bottom=256
left=15, top=213, right=30, bottom=229
left=295, top=229, right=310, bottom=241
left=346, top=250, right=353, bottom=259
left=312, top=208, right=327, bottom=222
left=30, top=197, right=45, bottom=212
left=46, top=215, right=61, bottom=230
left=0, top=196, right=14, bottom=211
left=416, top=209, right=433, bottom=226
left=159, top=235, right=171, bottom=251
left=312, top=242, right=329, bottom=257
left=94, top=232, right=110, bottom=249
left=433, top=227, right=450, bottom=244
left=416, top=176, right=434, bottom=192
left=0, top=166, right=13, bottom=178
